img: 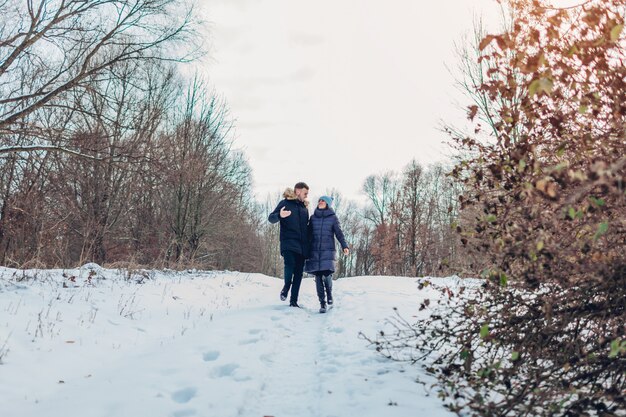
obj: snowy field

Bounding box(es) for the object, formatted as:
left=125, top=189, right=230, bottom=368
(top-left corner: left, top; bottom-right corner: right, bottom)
left=0, top=265, right=472, bottom=417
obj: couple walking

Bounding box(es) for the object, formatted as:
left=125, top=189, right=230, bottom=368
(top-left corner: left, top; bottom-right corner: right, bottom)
left=268, top=182, right=349, bottom=313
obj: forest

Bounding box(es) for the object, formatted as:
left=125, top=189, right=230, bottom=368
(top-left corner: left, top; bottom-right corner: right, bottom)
left=0, top=0, right=469, bottom=278
left=0, top=0, right=624, bottom=415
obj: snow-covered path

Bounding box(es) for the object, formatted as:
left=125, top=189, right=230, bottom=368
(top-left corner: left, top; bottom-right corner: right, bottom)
left=0, top=268, right=454, bottom=417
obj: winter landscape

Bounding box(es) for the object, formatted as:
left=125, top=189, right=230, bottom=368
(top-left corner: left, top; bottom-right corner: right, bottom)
left=1, top=0, right=624, bottom=416
left=0, top=266, right=475, bottom=417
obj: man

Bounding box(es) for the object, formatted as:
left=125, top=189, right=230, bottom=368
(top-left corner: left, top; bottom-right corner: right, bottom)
left=268, top=182, right=310, bottom=307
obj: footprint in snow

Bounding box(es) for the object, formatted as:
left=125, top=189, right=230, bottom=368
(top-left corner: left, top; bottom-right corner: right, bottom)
left=239, top=337, right=261, bottom=345
left=248, top=328, right=262, bottom=335
left=171, top=387, right=197, bottom=404
left=328, top=327, right=345, bottom=334
left=259, top=353, right=274, bottom=363
left=323, top=365, right=339, bottom=374
left=324, top=358, right=342, bottom=367
left=171, top=409, right=197, bottom=417
left=211, top=363, right=239, bottom=378
left=202, top=351, right=220, bottom=362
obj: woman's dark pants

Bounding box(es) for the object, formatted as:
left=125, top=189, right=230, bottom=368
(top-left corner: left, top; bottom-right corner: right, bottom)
left=314, top=270, right=333, bottom=307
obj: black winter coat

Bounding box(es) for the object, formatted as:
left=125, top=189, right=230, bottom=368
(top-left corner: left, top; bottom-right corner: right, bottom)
left=305, top=207, right=348, bottom=274
left=268, top=188, right=310, bottom=256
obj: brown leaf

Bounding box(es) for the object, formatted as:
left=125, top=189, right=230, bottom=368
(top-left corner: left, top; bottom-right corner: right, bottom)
left=479, top=35, right=495, bottom=50
left=468, top=105, right=479, bottom=121
left=535, top=178, right=558, bottom=198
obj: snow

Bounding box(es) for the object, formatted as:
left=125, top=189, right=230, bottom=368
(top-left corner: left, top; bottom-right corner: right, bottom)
left=0, top=267, right=467, bottom=417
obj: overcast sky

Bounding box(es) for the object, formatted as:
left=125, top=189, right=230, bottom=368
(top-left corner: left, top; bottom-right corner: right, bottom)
left=196, top=0, right=505, bottom=203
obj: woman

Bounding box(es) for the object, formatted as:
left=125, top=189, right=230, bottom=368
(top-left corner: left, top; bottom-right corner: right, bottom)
left=305, top=196, right=350, bottom=313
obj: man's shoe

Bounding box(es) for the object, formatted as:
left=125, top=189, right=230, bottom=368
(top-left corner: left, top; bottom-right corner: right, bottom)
left=327, top=298, right=333, bottom=306
left=280, top=292, right=287, bottom=301
left=289, top=302, right=301, bottom=308
left=319, top=304, right=327, bottom=314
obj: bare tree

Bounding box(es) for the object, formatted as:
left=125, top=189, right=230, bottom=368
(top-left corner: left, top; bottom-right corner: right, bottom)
left=446, top=8, right=523, bottom=146
left=362, top=171, right=398, bottom=226
left=0, top=0, right=197, bottom=156
left=258, top=193, right=282, bottom=277
left=397, top=159, right=425, bottom=275
left=159, top=77, right=257, bottom=267
left=54, top=61, right=173, bottom=263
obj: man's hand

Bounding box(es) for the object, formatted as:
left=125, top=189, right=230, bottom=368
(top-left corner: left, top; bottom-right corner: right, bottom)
left=343, top=248, right=350, bottom=256
left=280, top=207, right=292, bottom=218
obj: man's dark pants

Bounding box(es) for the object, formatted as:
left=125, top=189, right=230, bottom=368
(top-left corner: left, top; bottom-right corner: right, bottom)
left=281, top=250, right=306, bottom=304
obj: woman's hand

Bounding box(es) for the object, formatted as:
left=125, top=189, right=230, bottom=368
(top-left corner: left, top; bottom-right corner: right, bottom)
left=343, top=248, right=350, bottom=256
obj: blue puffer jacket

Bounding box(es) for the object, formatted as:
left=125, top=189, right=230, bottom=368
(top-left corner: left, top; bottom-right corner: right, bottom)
left=268, top=188, right=310, bottom=256
left=305, top=208, right=349, bottom=273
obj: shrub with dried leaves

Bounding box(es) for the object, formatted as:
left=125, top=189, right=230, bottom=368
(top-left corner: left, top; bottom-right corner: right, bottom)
left=369, top=0, right=625, bottom=415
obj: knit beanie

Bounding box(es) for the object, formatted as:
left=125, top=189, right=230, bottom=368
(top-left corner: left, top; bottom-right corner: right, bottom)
left=318, top=196, right=333, bottom=208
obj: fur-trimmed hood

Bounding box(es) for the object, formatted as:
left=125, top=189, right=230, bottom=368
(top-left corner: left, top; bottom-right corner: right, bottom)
left=283, top=188, right=309, bottom=207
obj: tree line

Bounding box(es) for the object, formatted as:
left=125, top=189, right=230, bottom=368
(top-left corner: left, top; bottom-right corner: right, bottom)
left=0, top=0, right=263, bottom=270
left=1, top=1, right=470, bottom=276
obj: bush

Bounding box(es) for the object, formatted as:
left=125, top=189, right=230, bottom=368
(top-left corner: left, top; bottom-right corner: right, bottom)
left=369, top=1, right=625, bottom=415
